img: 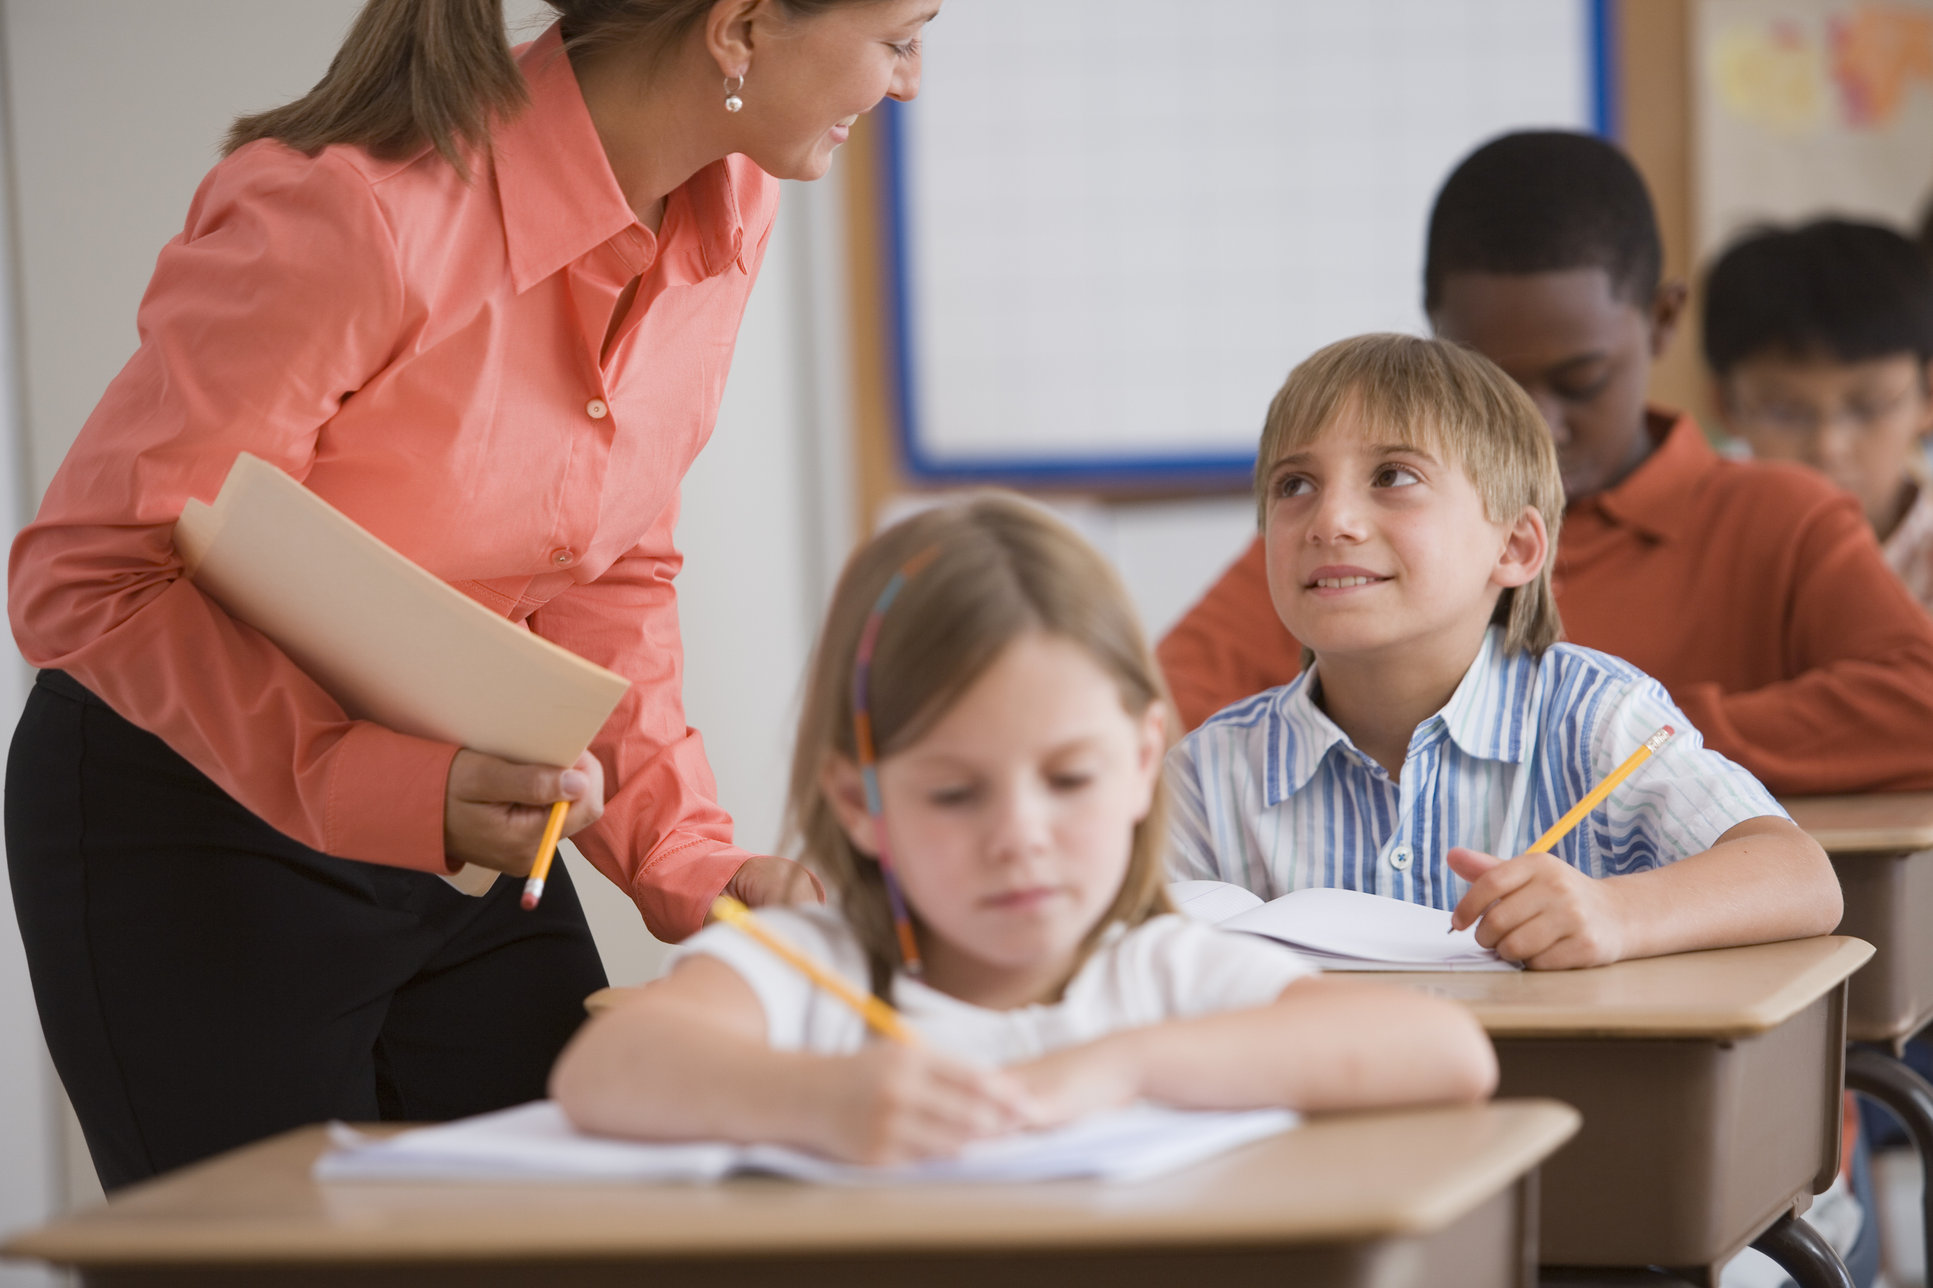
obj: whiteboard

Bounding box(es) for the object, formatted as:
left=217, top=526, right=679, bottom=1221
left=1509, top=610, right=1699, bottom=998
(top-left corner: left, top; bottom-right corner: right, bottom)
left=885, top=0, right=1606, bottom=485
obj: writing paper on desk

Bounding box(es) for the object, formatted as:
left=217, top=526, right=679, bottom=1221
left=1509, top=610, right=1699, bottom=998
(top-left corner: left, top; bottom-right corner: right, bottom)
left=316, top=1100, right=1297, bottom=1186
left=1172, top=881, right=1517, bottom=971
left=173, top=453, right=631, bottom=895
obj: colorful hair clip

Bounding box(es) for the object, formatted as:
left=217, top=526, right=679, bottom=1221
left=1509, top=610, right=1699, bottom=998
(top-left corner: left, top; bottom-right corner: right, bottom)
left=851, top=548, right=937, bottom=974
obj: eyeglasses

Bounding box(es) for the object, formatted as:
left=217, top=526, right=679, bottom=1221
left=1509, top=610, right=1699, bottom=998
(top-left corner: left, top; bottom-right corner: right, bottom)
left=1733, top=382, right=1920, bottom=438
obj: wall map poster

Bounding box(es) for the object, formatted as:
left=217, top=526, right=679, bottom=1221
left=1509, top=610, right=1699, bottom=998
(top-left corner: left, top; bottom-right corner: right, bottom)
left=1697, top=0, right=1933, bottom=252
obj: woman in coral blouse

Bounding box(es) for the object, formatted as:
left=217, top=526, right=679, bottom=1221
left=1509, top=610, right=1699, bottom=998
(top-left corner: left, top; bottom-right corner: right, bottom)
left=5, top=0, right=937, bottom=1190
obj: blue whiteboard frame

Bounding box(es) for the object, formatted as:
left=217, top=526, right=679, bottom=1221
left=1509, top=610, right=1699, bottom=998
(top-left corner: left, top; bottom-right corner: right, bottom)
left=878, top=0, right=1617, bottom=490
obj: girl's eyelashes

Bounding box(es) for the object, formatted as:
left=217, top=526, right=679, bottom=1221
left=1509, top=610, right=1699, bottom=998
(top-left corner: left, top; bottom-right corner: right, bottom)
left=890, top=37, right=921, bottom=57
left=926, top=783, right=978, bottom=808
left=1372, top=462, right=1423, bottom=488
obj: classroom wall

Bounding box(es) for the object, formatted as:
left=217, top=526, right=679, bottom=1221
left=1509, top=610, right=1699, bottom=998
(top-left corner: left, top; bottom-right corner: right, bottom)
left=0, top=14, right=54, bottom=1282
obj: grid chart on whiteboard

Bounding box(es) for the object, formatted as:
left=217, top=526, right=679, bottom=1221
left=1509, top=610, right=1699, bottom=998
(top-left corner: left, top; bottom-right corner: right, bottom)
left=889, top=0, right=1600, bottom=483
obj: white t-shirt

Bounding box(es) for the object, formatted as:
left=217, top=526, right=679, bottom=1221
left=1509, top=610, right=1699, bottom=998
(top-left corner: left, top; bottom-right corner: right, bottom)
left=669, top=905, right=1317, bottom=1066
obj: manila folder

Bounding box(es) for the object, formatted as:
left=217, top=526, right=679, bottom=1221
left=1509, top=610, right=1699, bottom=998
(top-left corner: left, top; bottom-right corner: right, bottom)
left=173, top=453, right=631, bottom=896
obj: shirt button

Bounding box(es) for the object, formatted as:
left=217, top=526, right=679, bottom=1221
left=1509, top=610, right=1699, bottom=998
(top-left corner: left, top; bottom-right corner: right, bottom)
left=586, top=398, right=609, bottom=420
left=550, top=548, right=576, bottom=567
left=1388, top=846, right=1412, bottom=871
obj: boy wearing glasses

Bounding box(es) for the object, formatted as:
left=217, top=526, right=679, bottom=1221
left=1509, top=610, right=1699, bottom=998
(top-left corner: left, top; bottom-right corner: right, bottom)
left=1704, top=218, right=1933, bottom=610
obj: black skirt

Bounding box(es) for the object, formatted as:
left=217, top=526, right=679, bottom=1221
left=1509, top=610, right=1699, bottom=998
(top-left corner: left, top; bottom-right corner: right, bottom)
left=6, top=669, right=608, bottom=1190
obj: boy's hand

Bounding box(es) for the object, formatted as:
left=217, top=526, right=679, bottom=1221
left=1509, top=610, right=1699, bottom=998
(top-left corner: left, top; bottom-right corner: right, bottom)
left=1446, top=847, right=1627, bottom=970
left=1004, top=1035, right=1144, bottom=1130
left=811, top=1044, right=1038, bottom=1166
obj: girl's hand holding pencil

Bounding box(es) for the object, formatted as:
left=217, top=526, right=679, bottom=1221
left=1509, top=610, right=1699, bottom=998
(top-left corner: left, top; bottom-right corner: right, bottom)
left=811, top=1042, right=1041, bottom=1166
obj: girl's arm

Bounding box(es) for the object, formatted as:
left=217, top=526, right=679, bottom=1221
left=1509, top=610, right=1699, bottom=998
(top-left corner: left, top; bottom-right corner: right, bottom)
left=549, top=956, right=1034, bottom=1164
left=1005, top=976, right=1497, bottom=1124
left=1447, top=814, right=1841, bottom=969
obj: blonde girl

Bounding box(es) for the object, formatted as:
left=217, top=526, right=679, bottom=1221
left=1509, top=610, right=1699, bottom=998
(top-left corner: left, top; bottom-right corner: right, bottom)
left=552, top=495, right=1496, bottom=1163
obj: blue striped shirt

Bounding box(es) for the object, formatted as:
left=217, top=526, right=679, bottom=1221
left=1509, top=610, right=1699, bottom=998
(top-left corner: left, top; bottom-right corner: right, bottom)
left=1166, top=628, right=1785, bottom=908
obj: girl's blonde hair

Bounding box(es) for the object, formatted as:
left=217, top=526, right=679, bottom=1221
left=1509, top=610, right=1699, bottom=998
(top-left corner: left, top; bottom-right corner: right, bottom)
left=225, top=0, right=864, bottom=179
left=1254, top=333, right=1566, bottom=655
left=787, top=493, right=1176, bottom=998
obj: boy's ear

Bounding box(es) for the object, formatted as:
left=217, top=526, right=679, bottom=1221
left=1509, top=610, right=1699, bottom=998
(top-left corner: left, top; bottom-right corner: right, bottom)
left=1709, top=374, right=1741, bottom=434
left=819, top=755, right=882, bottom=857
left=1647, top=278, right=1689, bottom=361
left=1493, top=506, right=1549, bottom=590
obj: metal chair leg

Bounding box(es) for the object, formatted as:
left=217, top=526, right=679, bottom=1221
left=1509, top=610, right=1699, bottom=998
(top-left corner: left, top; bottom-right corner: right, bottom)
left=1748, top=1212, right=1854, bottom=1288
left=1845, top=1042, right=1933, bottom=1280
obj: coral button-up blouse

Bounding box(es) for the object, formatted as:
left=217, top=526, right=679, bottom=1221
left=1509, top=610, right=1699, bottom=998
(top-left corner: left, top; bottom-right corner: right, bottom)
left=8, top=24, right=779, bottom=941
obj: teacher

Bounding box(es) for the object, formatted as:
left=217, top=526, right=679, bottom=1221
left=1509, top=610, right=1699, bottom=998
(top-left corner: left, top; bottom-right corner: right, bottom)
left=6, top=0, right=936, bottom=1190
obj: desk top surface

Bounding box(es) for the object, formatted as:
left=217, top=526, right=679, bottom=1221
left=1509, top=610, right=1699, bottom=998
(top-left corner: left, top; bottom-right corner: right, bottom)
left=1783, top=792, right=1933, bottom=854
left=1382, top=936, right=1872, bottom=1038
left=2, top=1101, right=1578, bottom=1268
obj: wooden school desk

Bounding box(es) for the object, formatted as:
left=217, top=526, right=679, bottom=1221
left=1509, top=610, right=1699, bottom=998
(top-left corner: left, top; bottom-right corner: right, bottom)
left=1386, top=936, right=1872, bottom=1288
left=2, top=1100, right=1578, bottom=1288
left=1784, top=792, right=1933, bottom=1274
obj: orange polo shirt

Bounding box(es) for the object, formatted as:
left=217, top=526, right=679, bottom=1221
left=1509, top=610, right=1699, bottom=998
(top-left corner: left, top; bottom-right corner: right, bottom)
left=8, top=24, right=779, bottom=940
left=1157, top=410, right=1933, bottom=795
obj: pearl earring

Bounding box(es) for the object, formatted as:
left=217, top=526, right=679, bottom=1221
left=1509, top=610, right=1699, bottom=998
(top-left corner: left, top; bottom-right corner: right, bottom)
left=723, top=75, right=745, bottom=112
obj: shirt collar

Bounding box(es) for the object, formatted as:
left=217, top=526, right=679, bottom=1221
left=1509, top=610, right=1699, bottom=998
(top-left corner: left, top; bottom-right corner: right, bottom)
left=1573, top=408, right=1714, bottom=544
left=491, top=24, right=750, bottom=294
left=1262, top=627, right=1531, bottom=806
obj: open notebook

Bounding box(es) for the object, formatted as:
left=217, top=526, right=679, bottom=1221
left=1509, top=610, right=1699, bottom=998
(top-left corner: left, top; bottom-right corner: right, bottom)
left=1172, top=881, right=1517, bottom=972
left=315, top=1100, right=1297, bottom=1187
left=174, top=453, right=631, bottom=895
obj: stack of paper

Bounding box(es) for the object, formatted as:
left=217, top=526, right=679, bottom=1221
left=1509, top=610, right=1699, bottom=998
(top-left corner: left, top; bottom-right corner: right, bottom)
left=1172, top=882, right=1516, bottom=971
left=174, top=453, right=632, bottom=894
left=315, top=1100, right=1297, bottom=1186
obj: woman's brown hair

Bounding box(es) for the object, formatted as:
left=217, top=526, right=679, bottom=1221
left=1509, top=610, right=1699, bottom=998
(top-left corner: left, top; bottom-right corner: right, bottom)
left=787, top=494, right=1176, bottom=998
left=225, top=0, right=858, bottom=179
left=1254, top=332, right=1566, bottom=656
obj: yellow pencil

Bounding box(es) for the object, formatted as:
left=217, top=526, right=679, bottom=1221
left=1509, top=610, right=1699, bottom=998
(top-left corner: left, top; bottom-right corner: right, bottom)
left=519, top=800, right=571, bottom=911
left=1529, top=725, right=1676, bottom=854
left=1452, top=726, right=1675, bottom=934
left=710, top=895, right=921, bottom=1046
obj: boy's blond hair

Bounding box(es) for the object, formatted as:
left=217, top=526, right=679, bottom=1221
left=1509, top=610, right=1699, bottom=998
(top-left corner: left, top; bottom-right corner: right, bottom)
left=786, top=493, right=1176, bottom=998
left=1254, top=333, right=1565, bottom=655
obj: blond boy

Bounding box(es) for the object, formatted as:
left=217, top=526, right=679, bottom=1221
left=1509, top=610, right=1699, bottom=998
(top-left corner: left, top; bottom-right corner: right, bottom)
left=1166, top=334, right=1839, bottom=969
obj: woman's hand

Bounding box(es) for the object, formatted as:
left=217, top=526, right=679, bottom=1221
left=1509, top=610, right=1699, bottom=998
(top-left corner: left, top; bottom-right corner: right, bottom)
left=1004, top=1035, right=1144, bottom=1130
left=808, top=1043, right=1038, bottom=1165
left=443, top=749, right=604, bottom=875
left=1446, top=847, right=1627, bottom=969
left=723, top=855, right=826, bottom=908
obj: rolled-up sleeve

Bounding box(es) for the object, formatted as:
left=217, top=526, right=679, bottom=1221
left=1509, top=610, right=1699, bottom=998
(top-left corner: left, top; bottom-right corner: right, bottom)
left=528, top=492, right=750, bottom=941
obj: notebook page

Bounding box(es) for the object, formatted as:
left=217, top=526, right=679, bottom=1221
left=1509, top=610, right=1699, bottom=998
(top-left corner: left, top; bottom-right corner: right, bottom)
left=315, top=1101, right=1296, bottom=1186
left=747, top=1104, right=1297, bottom=1184
left=1168, top=880, right=1267, bottom=924
left=1221, top=887, right=1515, bottom=971
left=315, top=1102, right=736, bottom=1183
